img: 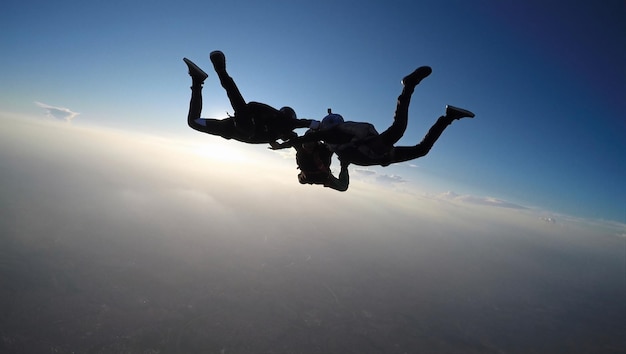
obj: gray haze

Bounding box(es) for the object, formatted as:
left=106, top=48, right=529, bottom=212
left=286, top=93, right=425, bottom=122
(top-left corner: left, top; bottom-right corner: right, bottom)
left=1, top=117, right=625, bottom=353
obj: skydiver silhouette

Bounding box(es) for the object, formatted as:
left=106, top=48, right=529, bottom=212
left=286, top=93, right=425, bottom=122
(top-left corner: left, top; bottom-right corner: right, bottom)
left=184, top=51, right=315, bottom=144
left=270, top=66, right=475, bottom=167
left=292, top=134, right=349, bottom=192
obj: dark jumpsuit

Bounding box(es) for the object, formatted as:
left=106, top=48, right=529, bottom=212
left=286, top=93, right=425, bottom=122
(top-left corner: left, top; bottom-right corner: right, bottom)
left=187, top=61, right=311, bottom=144
left=295, top=142, right=349, bottom=191
left=278, top=84, right=456, bottom=166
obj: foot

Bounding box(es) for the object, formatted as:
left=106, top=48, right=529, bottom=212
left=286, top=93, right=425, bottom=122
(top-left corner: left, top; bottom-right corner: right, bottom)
left=401, top=66, right=432, bottom=87
left=445, top=105, right=475, bottom=120
left=183, top=58, right=208, bottom=83
left=210, top=50, right=226, bottom=73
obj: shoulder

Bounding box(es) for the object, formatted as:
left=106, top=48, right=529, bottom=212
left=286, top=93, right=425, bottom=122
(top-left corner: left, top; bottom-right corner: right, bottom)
left=248, top=101, right=278, bottom=112
left=339, top=121, right=376, bottom=132
left=342, top=121, right=371, bottom=127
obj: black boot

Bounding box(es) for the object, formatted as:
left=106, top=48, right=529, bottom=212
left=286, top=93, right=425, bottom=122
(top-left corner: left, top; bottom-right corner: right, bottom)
left=445, top=105, right=475, bottom=120
left=183, top=57, right=208, bottom=84
left=210, top=50, right=227, bottom=74
left=401, top=66, right=432, bottom=88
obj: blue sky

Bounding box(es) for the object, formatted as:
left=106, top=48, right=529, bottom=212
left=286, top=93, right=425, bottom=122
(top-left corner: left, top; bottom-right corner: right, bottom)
left=1, top=0, right=625, bottom=223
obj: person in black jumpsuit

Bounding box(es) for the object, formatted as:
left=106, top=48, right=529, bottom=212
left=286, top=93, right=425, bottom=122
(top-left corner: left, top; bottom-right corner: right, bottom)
left=271, top=66, right=475, bottom=167
left=294, top=138, right=349, bottom=192
left=184, top=51, right=315, bottom=144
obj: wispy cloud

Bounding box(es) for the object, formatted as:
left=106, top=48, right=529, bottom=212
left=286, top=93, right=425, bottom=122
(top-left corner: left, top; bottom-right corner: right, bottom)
left=539, top=216, right=557, bottom=223
left=376, top=174, right=406, bottom=184
left=35, top=101, right=79, bottom=122
left=353, top=169, right=376, bottom=177
left=436, top=191, right=528, bottom=210
left=353, top=168, right=406, bottom=185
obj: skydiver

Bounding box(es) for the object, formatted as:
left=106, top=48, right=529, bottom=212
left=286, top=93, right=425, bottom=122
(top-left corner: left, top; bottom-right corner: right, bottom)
left=184, top=51, right=315, bottom=144
left=270, top=66, right=475, bottom=167
left=292, top=134, right=349, bottom=192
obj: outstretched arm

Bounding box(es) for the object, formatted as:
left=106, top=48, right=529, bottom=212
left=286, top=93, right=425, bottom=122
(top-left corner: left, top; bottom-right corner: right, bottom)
left=294, top=118, right=317, bottom=129
left=324, top=161, right=349, bottom=192
left=269, top=130, right=327, bottom=150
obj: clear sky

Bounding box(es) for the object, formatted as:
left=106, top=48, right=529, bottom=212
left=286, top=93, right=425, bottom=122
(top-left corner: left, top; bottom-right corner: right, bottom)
left=1, top=0, right=625, bottom=223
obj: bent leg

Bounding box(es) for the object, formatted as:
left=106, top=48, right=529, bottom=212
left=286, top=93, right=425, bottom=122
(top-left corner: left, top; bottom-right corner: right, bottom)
left=189, top=116, right=236, bottom=139
left=215, top=70, right=248, bottom=117
left=187, top=83, right=204, bottom=125
left=390, top=115, right=452, bottom=163
left=378, top=66, right=432, bottom=147
left=214, top=67, right=254, bottom=136
left=378, top=85, right=414, bottom=147
left=186, top=80, right=236, bottom=138
left=210, top=51, right=250, bottom=126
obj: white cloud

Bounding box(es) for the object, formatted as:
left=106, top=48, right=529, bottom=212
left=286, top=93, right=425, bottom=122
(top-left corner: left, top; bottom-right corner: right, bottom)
left=436, top=190, right=528, bottom=210
left=353, top=168, right=376, bottom=176
left=353, top=168, right=407, bottom=185
left=35, top=101, right=79, bottom=122
left=539, top=216, right=557, bottom=223
left=376, top=174, right=406, bottom=184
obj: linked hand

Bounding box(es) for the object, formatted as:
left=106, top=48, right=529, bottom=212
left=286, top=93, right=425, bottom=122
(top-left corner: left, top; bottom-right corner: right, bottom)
left=268, top=141, right=288, bottom=150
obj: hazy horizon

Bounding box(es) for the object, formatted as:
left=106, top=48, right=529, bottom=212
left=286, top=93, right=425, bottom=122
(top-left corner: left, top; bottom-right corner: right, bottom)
left=1, top=115, right=624, bottom=353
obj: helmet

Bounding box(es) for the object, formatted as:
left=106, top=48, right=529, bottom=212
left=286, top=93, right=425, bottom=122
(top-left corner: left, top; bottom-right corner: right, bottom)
left=320, top=113, right=344, bottom=130
left=279, top=106, right=297, bottom=120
